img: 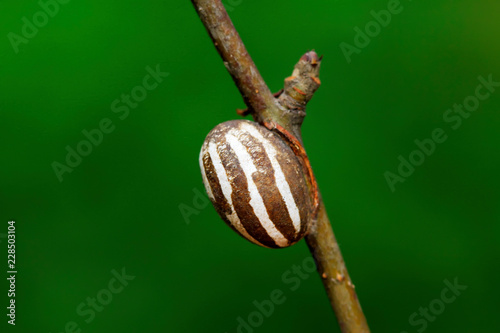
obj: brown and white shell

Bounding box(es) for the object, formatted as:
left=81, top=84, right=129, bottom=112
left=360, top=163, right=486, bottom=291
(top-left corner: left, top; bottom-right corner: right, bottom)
left=199, top=119, right=311, bottom=248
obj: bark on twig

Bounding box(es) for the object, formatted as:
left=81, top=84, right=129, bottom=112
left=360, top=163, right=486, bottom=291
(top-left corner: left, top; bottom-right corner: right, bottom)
left=190, top=0, right=280, bottom=121
left=191, top=1, right=370, bottom=332
left=306, top=200, right=370, bottom=332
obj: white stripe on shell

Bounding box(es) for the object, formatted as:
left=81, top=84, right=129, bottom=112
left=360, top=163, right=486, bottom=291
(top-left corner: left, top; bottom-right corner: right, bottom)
left=207, top=141, right=265, bottom=247
left=199, top=146, right=214, bottom=201
left=239, top=122, right=302, bottom=235
left=225, top=132, right=289, bottom=247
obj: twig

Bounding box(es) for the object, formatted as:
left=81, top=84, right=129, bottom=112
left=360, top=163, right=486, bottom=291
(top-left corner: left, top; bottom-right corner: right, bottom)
left=190, top=0, right=280, bottom=121
left=191, top=1, right=370, bottom=332
left=306, top=200, right=370, bottom=332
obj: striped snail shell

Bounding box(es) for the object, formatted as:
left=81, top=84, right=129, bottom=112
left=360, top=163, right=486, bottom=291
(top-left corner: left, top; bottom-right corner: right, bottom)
left=199, top=119, right=312, bottom=248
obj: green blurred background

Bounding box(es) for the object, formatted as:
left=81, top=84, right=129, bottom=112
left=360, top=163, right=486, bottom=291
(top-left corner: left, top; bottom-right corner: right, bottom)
left=1, top=0, right=499, bottom=332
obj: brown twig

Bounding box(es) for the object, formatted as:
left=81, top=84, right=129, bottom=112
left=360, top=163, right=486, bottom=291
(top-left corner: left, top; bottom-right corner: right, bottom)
left=190, top=0, right=280, bottom=123
left=306, top=199, right=370, bottom=332
left=191, top=1, right=370, bottom=332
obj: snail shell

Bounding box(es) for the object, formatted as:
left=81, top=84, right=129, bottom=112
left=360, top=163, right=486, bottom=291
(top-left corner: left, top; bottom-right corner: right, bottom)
left=199, top=120, right=311, bottom=248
